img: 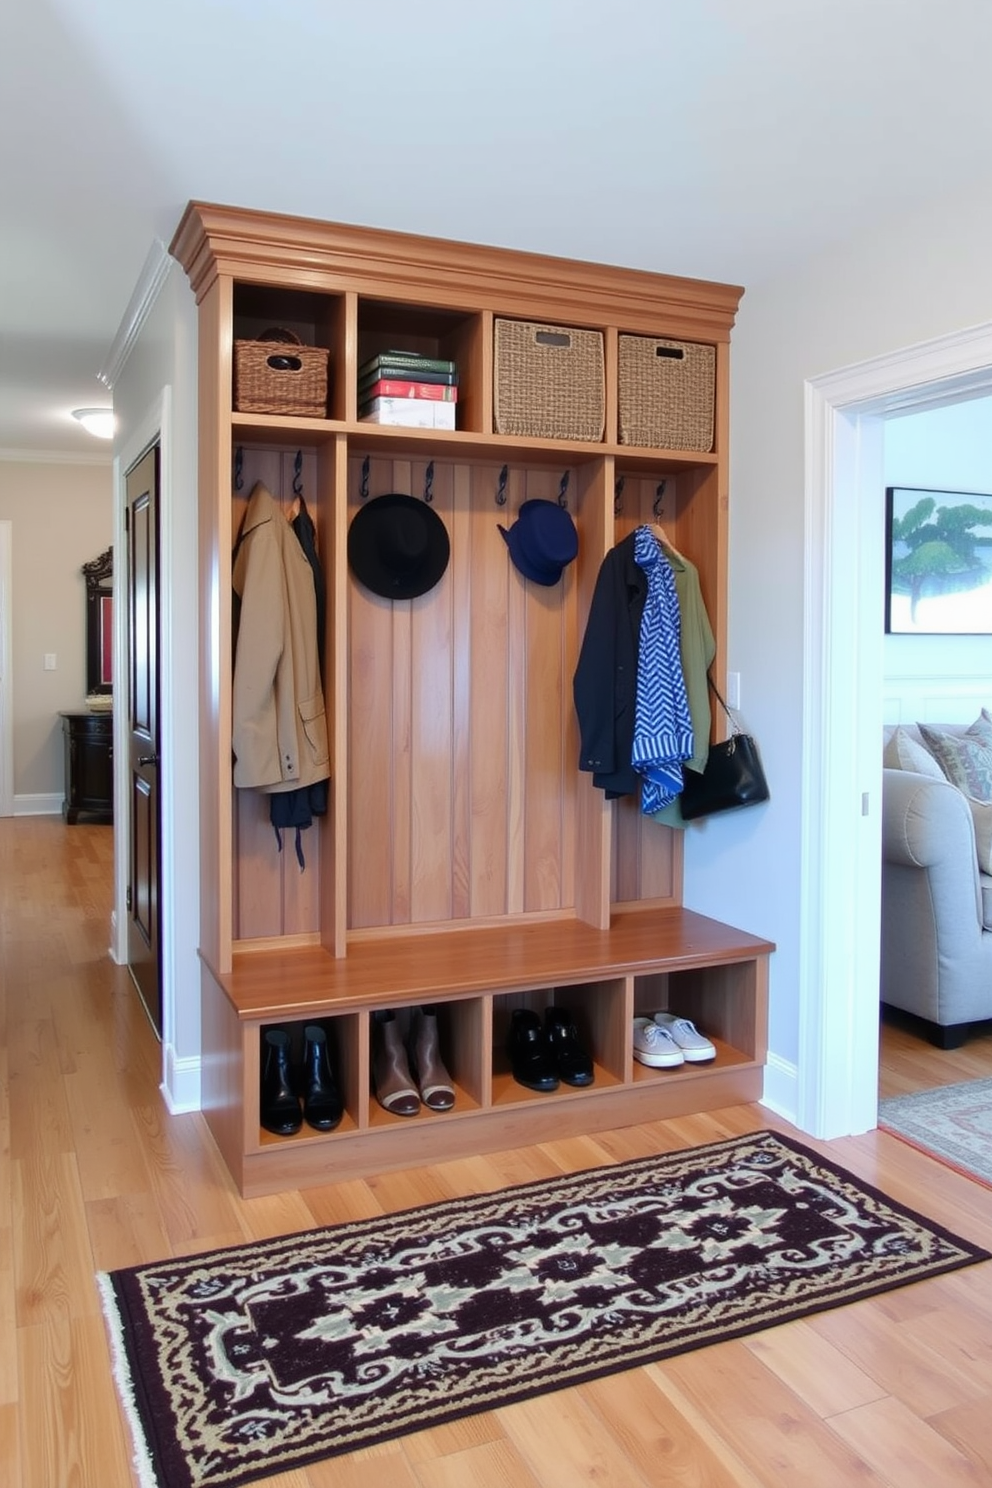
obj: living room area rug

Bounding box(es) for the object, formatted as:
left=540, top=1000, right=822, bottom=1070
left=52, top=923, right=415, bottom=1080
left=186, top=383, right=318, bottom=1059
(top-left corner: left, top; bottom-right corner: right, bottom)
left=879, top=1078, right=992, bottom=1188
left=98, top=1129, right=988, bottom=1488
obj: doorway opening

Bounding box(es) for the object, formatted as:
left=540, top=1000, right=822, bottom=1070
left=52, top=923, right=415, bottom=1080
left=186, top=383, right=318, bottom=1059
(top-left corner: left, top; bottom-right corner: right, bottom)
left=801, top=321, right=992, bottom=1139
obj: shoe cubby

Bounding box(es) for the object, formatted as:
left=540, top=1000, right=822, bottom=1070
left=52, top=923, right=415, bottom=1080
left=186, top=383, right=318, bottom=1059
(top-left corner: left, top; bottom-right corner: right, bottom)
left=175, top=201, right=774, bottom=1198
left=254, top=1014, right=361, bottom=1149
left=366, top=1000, right=485, bottom=1129
left=491, top=980, right=627, bottom=1107
left=631, top=962, right=764, bottom=1084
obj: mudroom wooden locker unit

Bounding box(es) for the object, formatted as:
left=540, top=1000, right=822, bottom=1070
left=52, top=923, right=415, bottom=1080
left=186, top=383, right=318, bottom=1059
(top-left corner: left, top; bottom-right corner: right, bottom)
left=171, top=202, right=773, bottom=1198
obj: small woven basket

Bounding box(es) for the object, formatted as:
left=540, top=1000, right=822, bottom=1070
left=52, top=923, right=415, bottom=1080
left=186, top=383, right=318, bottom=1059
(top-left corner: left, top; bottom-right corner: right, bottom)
left=618, top=335, right=715, bottom=451
left=494, top=319, right=604, bottom=442
left=233, top=328, right=329, bottom=418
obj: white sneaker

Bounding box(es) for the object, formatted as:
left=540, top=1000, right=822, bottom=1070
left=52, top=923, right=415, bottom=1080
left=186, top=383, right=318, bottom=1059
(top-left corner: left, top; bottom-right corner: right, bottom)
left=652, top=1012, right=716, bottom=1062
left=633, top=1017, right=684, bottom=1068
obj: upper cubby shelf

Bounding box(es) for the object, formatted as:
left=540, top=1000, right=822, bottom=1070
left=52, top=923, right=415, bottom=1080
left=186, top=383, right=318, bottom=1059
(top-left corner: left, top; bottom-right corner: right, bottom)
left=175, top=199, right=743, bottom=465
left=227, top=411, right=720, bottom=473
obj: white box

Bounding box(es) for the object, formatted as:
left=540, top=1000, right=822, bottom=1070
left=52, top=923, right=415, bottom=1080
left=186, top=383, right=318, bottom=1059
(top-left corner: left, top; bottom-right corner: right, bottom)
left=359, top=397, right=457, bottom=430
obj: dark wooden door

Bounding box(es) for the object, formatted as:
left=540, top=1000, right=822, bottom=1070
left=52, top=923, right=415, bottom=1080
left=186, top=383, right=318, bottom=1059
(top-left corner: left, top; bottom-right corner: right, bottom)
left=126, top=444, right=161, bottom=1035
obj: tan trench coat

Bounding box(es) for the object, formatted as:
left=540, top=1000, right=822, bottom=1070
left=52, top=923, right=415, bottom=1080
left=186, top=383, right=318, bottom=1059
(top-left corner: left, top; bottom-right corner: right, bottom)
left=232, top=481, right=329, bottom=793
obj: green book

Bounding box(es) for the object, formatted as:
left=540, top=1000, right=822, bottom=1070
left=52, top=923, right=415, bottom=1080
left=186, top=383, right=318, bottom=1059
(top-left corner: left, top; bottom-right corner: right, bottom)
left=359, top=350, right=458, bottom=378
left=357, top=365, right=459, bottom=393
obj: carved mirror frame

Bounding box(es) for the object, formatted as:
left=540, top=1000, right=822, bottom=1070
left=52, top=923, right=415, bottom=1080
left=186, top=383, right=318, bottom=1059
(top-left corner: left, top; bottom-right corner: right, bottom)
left=83, top=546, right=113, bottom=697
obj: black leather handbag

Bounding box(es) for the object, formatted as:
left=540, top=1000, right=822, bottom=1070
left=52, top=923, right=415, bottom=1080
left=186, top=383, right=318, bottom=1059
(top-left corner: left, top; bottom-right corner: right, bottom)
left=679, top=679, right=770, bottom=821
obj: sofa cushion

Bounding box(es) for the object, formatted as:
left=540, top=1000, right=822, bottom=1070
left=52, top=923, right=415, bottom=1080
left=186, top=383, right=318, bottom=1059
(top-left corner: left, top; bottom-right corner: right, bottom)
left=969, top=796, right=992, bottom=876
left=918, top=711, right=992, bottom=801
left=883, top=726, right=945, bottom=779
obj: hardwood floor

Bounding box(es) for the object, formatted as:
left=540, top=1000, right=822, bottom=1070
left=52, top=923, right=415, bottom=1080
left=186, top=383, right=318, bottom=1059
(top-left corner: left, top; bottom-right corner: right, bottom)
left=3, top=815, right=992, bottom=1487
left=879, top=1013, right=992, bottom=1099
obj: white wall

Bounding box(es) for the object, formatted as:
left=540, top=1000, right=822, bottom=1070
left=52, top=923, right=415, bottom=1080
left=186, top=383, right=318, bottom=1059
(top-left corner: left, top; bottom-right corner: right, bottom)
left=882, top=395, right=991, bottom=722
left=111, top=260, right=201, bottom=1109
left=0, top=459, right=112, bottom=807
left=683, top=177, right=992, bottom=1115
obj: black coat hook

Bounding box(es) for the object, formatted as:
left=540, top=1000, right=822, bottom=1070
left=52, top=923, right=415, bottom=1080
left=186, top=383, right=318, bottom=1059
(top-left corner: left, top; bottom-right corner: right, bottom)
left=653, top=479, right=668, bottom=517
left=359, top=455, right=370, bottom=500
left=293, top=450, right=304, bottom=498
left=558, top=471, right=570, bottom=508
left=496, top=464, right=508, bottom=507
left=614, top=476, right=625, bottom=516
left=234, top=446, right=244, bottom=492
left=424, top=460, right=435, bottom=504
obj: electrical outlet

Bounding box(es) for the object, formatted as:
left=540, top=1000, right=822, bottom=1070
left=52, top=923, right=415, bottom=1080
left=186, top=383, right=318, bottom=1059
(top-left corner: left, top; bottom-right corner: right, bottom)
left=726, top=671, right=740, bottom=709
left=44, top=653, right=56, bottom=671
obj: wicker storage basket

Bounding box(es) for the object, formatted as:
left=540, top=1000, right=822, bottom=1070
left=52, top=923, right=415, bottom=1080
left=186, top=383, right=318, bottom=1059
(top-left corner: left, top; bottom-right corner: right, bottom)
left=618, top=335, right=715, bottom=451
left=494, top=319, right=604, bottom=442
left=233, top=328, right=329, bottom=418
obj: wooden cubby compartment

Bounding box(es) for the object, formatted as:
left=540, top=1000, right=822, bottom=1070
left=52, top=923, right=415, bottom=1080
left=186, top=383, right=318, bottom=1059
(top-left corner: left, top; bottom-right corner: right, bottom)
left=172, top=201, right=774, bottom=1197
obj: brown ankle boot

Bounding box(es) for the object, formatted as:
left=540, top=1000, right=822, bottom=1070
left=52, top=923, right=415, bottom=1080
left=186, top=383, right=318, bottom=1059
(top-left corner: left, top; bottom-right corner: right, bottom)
left=409, top=1005, right=455, bottom=1111
left=372, top=1011, right=420, bottom=1116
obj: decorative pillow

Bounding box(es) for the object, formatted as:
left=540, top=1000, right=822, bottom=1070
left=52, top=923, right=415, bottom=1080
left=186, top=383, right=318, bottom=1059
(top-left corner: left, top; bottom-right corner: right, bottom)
left=918, top=714, right=992, bottom=802
left=882, top=727, right=945, bottom=779
left=967, top=796, right=992, bottom=875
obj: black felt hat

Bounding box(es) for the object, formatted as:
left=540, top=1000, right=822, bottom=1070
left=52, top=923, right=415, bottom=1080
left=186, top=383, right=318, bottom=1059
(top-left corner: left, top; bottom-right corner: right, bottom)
left=347, top=493, right=450, bottom=599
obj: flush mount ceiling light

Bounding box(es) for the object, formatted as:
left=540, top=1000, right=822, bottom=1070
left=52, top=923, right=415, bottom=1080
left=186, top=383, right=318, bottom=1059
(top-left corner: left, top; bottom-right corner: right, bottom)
left=71, top=407, right=115, bottom=439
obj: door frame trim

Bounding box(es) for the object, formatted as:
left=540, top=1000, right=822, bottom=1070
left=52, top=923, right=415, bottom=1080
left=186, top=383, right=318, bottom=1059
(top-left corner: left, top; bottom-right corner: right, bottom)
left=801, top=320, right=992, bottom=1137
left=113, top=391, right=172, bottom=1045
left=0, top=521, right=12, bottom=816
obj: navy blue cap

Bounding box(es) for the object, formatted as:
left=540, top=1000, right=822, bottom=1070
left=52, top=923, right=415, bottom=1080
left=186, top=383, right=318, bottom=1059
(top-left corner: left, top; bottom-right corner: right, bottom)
left=498, top=499, right=578, bottom=586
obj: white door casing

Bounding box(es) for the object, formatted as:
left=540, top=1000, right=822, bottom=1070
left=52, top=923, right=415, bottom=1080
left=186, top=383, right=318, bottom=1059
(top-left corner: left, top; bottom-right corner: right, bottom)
left=801, top=321, right=992, bottom=1138
left=0, top=521, right=12, bottom=816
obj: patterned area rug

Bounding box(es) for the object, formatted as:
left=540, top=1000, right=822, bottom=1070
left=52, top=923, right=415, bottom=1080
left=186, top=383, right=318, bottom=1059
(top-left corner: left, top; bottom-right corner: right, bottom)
left=879, top=1078, right=992, bottom=1188
left=98, top=1129, right=988, bottom=1488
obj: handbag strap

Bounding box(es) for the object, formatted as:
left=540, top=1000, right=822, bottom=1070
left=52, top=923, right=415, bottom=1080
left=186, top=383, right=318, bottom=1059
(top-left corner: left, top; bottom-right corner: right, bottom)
left=706, top=673, right=741, bottom=734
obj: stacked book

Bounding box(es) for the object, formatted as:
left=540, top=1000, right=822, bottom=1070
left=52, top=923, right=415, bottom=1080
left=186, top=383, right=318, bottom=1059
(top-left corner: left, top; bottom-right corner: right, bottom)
left=358, top=351, right=458, bottom=429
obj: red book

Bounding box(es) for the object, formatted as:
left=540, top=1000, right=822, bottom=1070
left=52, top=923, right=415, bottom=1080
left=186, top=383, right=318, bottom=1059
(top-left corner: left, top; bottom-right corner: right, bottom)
left=360, top=378, right=458, bottom=404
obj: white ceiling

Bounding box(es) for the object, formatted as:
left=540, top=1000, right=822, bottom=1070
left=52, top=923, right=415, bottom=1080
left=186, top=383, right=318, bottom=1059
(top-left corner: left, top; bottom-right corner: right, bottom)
left=4, top=0, right=992, bottom=457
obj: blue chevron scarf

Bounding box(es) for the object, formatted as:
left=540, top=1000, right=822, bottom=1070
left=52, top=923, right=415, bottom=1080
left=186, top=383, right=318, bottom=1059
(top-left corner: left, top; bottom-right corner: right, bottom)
left=631, top=526, right=693, bottom=813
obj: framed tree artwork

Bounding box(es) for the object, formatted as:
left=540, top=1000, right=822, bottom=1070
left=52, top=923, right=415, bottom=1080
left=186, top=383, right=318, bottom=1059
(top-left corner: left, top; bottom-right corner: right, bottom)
left=885, top=486, right=992, bottom=634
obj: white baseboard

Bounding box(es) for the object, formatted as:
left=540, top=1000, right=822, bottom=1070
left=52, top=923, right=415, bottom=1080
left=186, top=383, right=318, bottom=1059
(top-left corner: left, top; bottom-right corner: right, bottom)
left=759, top=1050, right=798, bottom=1127
left=161, top=1046, right=201, bottom=1114
left=14, top=793, right=63, bottom=816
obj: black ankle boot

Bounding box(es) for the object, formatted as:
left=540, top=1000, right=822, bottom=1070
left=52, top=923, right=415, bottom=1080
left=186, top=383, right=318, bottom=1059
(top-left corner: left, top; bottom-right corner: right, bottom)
left=260, top=1028, right=302, bottom=1136
left=302, top=1023, right=343, bottom=1131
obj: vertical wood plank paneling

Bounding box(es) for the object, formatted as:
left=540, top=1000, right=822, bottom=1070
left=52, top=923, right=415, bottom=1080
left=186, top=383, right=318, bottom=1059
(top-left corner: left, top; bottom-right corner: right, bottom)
left=469, top=466, right=512, bottom=918
left=347, top=456, right=397, bottom=929
left=236, top=792, right=283, bottom=938
left=342, top=454, right=600, bottom=932
left=573, top=459, right=612, bottom=929
left=449, top=465, right=473, bottom=921
left=389, top=461, right=414, bottom=925
left=504, top=468, right=528, bottom=917
left=520, top=469, right=565, bottom=913
left=410, top=461, right=454, bottom=924
left=320, top=434, right=350, bottom=957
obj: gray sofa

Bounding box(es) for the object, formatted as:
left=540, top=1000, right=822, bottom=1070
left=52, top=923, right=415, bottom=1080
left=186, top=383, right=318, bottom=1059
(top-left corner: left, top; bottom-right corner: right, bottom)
left=882, top=723, right=992, bottom=1046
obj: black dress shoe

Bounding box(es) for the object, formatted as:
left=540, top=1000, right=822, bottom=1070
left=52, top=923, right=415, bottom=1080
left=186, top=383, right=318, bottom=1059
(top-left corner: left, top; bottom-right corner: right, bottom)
left=302, top=1024, right=344, bottom=1131
left=508, top=1009, right=559, bottom=1092
left=544, top=1006, right=595, bottom=1086
left=260, top=1027, right=303, bottom=1136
